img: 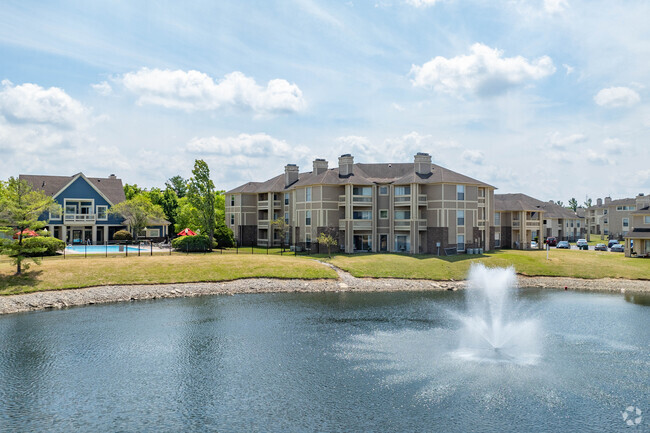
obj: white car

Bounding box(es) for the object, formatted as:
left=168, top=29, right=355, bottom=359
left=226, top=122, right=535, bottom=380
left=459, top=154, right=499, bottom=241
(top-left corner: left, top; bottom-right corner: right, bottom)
left=530, top=241, right=538, bottom=249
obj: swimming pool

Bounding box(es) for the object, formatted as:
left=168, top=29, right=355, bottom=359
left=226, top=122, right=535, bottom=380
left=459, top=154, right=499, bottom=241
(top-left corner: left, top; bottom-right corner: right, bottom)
left=65, top=245, right=143, bottom=253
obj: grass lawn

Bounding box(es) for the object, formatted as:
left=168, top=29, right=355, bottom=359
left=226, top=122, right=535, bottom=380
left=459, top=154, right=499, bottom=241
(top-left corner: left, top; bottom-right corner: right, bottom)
left=325, top=249, right=650, bottom=280
left=0, top=254, right=337, bottom=296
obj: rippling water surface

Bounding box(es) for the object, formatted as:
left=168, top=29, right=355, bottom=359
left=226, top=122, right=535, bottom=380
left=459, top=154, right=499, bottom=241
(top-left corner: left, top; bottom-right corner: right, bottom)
left=0, top=289, right=648, bottom=432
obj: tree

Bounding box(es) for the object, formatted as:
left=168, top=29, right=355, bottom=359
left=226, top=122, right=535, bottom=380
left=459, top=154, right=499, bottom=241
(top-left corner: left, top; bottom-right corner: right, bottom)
left=584, top=198, right=592, bottom=208
left=271, top=217, right=290, bottom=250
left=554, top=200, right=564, bottom=207
left=174, top=197, right=202, bottom=233
left=109, top=195, right=165, bottom=239
left=568, top=198, right=578, bottom=212
left=160, top=187, right=179, bottom=232
left=317, top=232, right=337, bottom=258
left=123, top=183, right=143, bottom=200
left=0, top=177, right=57, bottom=274
left=188, top=160, right=217, bottom=250
left=166, top=175, right=188, bottom=198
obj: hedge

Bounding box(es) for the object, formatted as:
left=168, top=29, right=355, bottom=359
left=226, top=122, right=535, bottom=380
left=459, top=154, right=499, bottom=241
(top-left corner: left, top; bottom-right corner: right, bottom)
left=172, top=234, right=212, bottom=252
left=21, top=236, right=66, bottom=256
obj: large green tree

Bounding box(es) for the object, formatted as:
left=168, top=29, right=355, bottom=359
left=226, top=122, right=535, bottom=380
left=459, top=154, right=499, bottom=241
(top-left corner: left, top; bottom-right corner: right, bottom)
left=188, top=160, right=216, bottom=249
left=109, top=195, right=165, bottom=239
left=160, top=187, right=179, bottom=231
left=174, top=197, right=201, bottom=233
left=166, top=175, right=188, bottom=198
left=568, top=198, right=578, bottom=212
left=0, top=177, right=57, bottom=274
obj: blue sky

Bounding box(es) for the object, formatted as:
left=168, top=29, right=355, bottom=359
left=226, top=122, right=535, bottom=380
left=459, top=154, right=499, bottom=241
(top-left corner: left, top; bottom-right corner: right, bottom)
left=1, top=0, right=648, bottom=202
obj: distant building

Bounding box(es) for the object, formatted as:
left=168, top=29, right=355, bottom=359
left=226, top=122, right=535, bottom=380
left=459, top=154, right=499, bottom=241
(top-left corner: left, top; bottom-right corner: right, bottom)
left=623, top=193, right=650, bottom=257
left=586, top=194, right=648, bottom=239
left=226, top=153, right=496, bottom=254
left=495, top=193, right=584, bottom=249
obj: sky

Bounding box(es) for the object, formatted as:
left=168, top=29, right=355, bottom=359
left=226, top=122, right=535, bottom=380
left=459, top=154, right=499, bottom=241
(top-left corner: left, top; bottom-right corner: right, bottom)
left=0, top=0, right=649, bottom=202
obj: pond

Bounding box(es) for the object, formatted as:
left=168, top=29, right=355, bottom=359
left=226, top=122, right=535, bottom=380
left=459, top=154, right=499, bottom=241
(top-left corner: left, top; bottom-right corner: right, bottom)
left=0, top=286, right=648, bottom=432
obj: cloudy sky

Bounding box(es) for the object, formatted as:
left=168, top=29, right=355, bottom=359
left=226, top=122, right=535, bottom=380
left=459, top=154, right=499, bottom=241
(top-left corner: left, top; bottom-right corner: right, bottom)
left=1, top=0, right=649, bottom=201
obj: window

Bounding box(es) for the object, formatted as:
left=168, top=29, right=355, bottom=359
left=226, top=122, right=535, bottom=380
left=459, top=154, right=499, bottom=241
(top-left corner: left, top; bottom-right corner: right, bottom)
left=394, top=210, right=410, bottom=220
left=306, top=210, right=311, bottom=226
left=353, top=235, right=372, bottom=251
left=604, top=218, right=608, bottom=224
left=353, top=211, right=372, bottom=220
left=394, top=235, right=410, bottom=252
left=604, top=209, right=608, bottom=214
left=147, top=229, right=160, bottom=238
left=645, top=216, right=650, bottom=224
left=230, top=195, right=235, bottom=206
left=230, top=214, right=235, bottom=225
left=457, top=185, right=465, bottom=201
left=604, top=229, right=609, bottom=235
left=96, top=205, right=108, bottom=220
left=379, top=210, right=388, bottom=219
left=49, top=206, right=62, bottom=220
left=630, top=206, right=636, bottom=211
left=353, top=186, right=371, bottom=196
left=305, top=233, right=311, bottom=248
left=285, top=212, right=289, bottom=224
left=543, top=219, right=547, bottom=225
left=577, top=221, right=580, bottom=228
left=623, top=218, right=629, bottom=228
left=395, top=186, right=410, bottom=196
left=478, top=188, right=485, bottom=198
left=273, top=193, right=279, bottom=201
left=495, top=232, right=501, bottom=247
left=66, top=204, right=77, bottom=215
left=494, top=213, right=501, bottom=226
left=457, top=235, right=465, bottom=252
left=285, top=193, right=289, bottom=205
left=457, top=210, right=464, bottom=226
left=379, top=186, right=388, bottom=195
left=306, top=187, right=312, bottom=202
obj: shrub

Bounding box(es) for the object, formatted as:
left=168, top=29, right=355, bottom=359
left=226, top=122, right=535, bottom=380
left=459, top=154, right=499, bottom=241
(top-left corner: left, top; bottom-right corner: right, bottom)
left=21, top=236, right=66, bottom=256
left=214, top=222, right=235, bottom=248
left=172, top=234, right=210, bottom=252
left=113, top=230, right=133, bottom=241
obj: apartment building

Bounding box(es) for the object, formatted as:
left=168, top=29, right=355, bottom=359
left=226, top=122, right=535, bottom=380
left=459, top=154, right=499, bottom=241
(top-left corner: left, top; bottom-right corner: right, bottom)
left=226, top=153, right=495, bottom=254
left=623, top=195, right=650, bottom=257
left=586, top=194, right=648, bottom=239
left=495, top=194, right=584, bottom=249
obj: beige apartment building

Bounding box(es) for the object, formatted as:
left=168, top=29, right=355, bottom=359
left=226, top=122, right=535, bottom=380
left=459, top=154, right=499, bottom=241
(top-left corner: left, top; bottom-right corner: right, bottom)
left=587, top=194, right=648, bottom=239
left=226, top=153, right=496, bottom=254
left=495, top=194, right=584, bottom=249
left=623, top=197, right=650, bottom=257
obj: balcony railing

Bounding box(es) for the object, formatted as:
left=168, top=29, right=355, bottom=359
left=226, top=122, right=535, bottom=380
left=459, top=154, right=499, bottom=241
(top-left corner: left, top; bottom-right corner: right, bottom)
left=64, top=214, right=96, bottom=222
left=512, top=221, right=521, bottom=228
left=258, top=220, right=269, bottom=228
left=257, top=200, right=269, bottom=208
left=394, top=196, right=410, bottom=205
left=273, top=200, right=281, bottom=208
left=526, top=220, right=540, bottom=228
left=338, top=219, right=372, bottom=230
left=352, top=195, right=372, bottom=204
left=418, top=194, right=427, bottom=204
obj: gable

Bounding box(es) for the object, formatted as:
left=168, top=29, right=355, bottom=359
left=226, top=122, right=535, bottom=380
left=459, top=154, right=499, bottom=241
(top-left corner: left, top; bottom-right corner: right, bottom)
left=55, top=176, right=112, bottom=206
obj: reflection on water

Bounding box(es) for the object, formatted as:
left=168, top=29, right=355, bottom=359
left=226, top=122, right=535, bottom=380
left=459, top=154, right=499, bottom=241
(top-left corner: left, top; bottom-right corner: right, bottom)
left=624, top=292, right=650, bottom=306
left=0, top=289, right=648, bottom=433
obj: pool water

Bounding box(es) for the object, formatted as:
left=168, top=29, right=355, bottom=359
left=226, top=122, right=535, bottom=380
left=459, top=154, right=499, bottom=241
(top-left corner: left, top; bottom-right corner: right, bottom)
left=65, top=245, right=143, bottom=253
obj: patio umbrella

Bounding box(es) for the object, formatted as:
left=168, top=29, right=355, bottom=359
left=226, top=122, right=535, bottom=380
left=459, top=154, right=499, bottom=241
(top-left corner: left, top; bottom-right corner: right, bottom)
left=177, top=228, right=197, bottom=236
left=13, top=229, right=39, bottom=239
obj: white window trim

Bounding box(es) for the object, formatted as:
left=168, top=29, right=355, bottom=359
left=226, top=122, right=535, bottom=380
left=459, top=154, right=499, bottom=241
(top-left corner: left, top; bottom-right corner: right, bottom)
left=379, top=186, right=389, bottom=196
left=96, top=205, right=108, bottom=221
left=379, top=209, right=388, bottom=219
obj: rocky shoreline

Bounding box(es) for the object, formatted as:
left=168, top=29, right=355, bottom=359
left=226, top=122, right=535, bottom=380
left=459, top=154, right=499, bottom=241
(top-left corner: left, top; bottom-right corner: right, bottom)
left=1, top=266, right=648, bottom=315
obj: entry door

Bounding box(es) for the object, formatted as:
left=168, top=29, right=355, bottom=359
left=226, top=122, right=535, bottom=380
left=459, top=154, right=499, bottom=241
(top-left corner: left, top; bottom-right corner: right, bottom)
left=72, top=230, right=82, bottom=244
left=380, top=234, right=388, bottom=252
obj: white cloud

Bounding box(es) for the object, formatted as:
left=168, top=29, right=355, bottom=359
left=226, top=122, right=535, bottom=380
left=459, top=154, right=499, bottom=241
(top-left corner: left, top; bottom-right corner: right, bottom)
left=562, top=64, right=574, bottom=75
left=0, top=80, right=90, bottom=128
left=585, top=150, right=610, bottom=165
left=91, top=81, right=113, bottom=96
left=544, top=0, right=568, bottom=13
left=392, top=103, right=405, bottom=111
left=594, top=87, right=640, bottom=108
left=461, top=149, right=484, bottom=164
left=120, top=68, right=306, bottom=114
left=186, top=133, right=302, bottom=156
left=546, top=131, right=587, bottom=150
left=603, top=137, right=627, bottom=154
left=405, top=0, right=443, bottom=7
left=410, top=43, right=555, bottom=97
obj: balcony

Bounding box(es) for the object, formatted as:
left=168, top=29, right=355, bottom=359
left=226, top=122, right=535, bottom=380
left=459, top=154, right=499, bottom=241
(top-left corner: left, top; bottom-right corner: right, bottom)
left=418, top=194, right=427, bottom=204
left=478, top=221, right=486, bottom=227
left=258, top=220, right=269, bottom=229
left=526, top=220, right=541, bottom=228
left=395, top=219, right=427, bottom=230
left=339, top=219, right=373, bottom=230
left=273, top=200, right=281, bottom=208
left=64, top=214, right=96, bottom=223
left=512, top=221, right=521, bottom=228
left=394, top=196, right=410, bottom=206
left=257, top=200, right=269, bottom=208
left=352, top=195, right=372, bottom=204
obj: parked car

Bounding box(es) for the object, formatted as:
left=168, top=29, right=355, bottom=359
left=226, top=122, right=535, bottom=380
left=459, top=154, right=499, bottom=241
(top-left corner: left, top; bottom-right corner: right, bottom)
left=576, top=239, right=588, bottom=250
left=608, top=239, right=619, bottom=248
left=530, top=240, right=538, bottom=249
left=546, top=237, right=558, bottom=246
left=610, top=243, right=625, bottom=252
left=594, top=243, right=607, bottom=251
left=557, top=241, right=570, bottom=249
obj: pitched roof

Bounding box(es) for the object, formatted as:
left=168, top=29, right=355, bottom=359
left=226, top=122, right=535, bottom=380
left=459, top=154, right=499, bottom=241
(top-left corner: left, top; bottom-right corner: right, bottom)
left=227, top=162, right=494, bottom=194
left=19, top=173, right=126, bottom=205
left=624, top=228, right=650, bottom=239
left=495, top=193, right=580, bottom=219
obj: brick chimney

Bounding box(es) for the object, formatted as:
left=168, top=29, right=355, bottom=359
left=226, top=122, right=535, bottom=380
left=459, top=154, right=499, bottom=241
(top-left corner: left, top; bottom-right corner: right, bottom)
left=604, top=196, right=612, bottom=205
left=597, top=198, right=602, bottom=206
left=109, top=174, right=117, bottom=179
left=313, top=158, right=328, bottom=175
left=338, top=154, right=354, bottom=177
left=284, top=164, right=299, bottom=187
left=414, top=152, right=432, bottom=175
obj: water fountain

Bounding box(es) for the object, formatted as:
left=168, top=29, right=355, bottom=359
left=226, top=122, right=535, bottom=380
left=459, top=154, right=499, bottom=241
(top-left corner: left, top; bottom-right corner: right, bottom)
left=453, top=264, right=541, bottom=365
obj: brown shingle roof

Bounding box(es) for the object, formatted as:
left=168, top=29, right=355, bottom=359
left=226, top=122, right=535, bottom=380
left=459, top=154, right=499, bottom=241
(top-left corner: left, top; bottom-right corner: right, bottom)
left=19, top=173, right=126, bottom=205
left=227, top=162, right=494, bottom=194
